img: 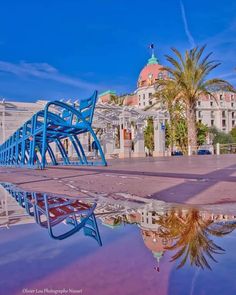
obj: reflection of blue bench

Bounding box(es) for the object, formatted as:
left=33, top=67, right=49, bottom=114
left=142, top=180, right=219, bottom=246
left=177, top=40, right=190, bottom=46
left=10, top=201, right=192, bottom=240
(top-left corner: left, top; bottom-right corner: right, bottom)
left=33, top=193, right=101, bottom=241
left=2, top=183, right=35, bottom=216
left=67, top=213, right=102, bottom=246
left=0, top=91, right=107, bottom=169
left=1, top=183, right=102, bottom=244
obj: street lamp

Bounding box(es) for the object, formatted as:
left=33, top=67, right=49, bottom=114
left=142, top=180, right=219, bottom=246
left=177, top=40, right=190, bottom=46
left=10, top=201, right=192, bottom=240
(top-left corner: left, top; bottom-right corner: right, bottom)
left=0, top=98, right=6, bottom=144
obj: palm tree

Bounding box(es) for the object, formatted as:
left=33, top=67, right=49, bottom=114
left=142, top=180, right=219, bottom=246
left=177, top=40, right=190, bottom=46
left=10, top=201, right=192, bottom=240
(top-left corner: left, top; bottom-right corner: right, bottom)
left=155, top=81, right=186, bottom=153
left=144, top=117, right=154, bottom=155
left=157, top=208, right=236, bottom=270
left=110, top=94, right=125, bottom=106
left=160, top=46, right=234, bottom=150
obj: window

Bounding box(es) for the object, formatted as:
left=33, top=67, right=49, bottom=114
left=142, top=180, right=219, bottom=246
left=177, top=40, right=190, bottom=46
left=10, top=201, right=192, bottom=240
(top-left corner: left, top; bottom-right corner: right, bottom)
left=232, top=120, right=235, bottom=126
left=211, top=111, right=214, bottom=118
left=231, top=95, right=234, bottom=101
left=148, top=73, right=153, bottom=79
left=198, top=101, right=201, bottom=106
left=139, top=95, right=141, bottom=101
left=232, top=112, right=235, bottom=119
left=222, top=119, right=226, bottom=127
left=231, top=102, right=234, bottom=108
left=220, top=94, right=223, bottom=100
left=143, top=94, right=145, bottom=100
left=148, top=93, right=152, bottom=98
left=149, top=101, right=152, bottom=105
left=211, top=120, right=214, bottom=127
left=198, top=111, right=202, bottom=118
left=210, top=101, right=213, bottom=107
left=222, top=111, right=226, bottom=118
left=199, top=119, right=202, bottom=123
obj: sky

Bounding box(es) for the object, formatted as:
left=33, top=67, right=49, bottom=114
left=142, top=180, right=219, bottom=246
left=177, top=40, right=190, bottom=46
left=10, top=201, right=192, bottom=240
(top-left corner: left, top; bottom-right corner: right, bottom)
left=0, top=0, right=236, bottom=102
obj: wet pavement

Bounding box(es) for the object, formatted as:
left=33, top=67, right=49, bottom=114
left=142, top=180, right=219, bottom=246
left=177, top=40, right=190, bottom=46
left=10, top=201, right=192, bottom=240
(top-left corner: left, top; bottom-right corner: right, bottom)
left=0, top=155, right=236, bottom=205
left=1, top=183, right=236, bottom=295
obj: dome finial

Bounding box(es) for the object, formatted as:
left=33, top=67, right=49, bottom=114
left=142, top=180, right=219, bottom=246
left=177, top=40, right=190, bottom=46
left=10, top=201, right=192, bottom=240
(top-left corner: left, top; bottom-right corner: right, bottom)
left=153, top=251, right=163, bottom=272
left=148, top=44, right=158, bottom=65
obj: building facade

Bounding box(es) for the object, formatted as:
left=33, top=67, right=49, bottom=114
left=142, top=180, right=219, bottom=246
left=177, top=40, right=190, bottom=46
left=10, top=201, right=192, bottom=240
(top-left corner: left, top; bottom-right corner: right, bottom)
left=0, top=100, right=46, bottom=145
left=196, top=92, right=236, bottom=133
left=1, top=50, right=235, bottom=161
left=99, top=51, right=236, bottom=133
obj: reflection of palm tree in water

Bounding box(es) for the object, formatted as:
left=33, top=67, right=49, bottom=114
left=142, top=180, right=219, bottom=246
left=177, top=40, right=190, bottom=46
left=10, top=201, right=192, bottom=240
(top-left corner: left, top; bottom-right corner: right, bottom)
left=157, top=208, right=236, bottom=270
left=113, top=214, right=129, bottom=226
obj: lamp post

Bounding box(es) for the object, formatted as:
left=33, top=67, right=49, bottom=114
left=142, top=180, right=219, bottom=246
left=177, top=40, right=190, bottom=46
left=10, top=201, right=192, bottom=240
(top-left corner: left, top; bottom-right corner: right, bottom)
left=0, top=98, right=6, bottom=144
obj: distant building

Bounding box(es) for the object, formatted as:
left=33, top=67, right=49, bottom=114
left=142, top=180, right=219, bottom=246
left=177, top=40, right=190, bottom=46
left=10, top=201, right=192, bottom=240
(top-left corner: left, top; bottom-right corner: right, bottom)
left=135, top=53, right=168, bottom=109
left=196, top=92, right=236, bottom=133
left=99, top=50, right=236, bottom=133
left=0, top=100, right=46, bottom=145
left=99, top=51, right=168, bottom=109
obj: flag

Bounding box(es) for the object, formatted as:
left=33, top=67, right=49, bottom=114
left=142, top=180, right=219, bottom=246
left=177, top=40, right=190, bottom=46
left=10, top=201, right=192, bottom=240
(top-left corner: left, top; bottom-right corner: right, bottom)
left=149, top=44, right=154, bottom=49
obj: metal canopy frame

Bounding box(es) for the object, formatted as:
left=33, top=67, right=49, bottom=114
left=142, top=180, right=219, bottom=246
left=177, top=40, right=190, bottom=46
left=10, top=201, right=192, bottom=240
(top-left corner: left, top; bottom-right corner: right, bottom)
left=93, top=102, right=164, bottom=128
left=0, top=91, right=107, bottom=169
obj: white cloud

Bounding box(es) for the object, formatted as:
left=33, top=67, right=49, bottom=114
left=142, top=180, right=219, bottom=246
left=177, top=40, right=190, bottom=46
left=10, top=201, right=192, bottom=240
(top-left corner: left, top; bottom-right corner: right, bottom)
left=180, top=0, right=196, bottom=48
left=0, top=60, right=105, bottom=91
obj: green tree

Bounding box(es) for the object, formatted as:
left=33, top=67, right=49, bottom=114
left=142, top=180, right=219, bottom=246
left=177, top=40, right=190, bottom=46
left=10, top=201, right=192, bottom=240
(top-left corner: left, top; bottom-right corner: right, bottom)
left=110, top=94, right=125, bottom=106
left=144, top=117, right=154, bottom=154
left=230, top=127, right=236, bottom=142
left=161, top=46, right=233, bottom=150
left=197, top=122, right=208, bottom=145
left=165, top=120, right=188, bottom=154
left=175, top=119, right=188, bottom=153
left=155, top=81, right=184, bottom=153
left=209, top=127, right=233, bottom=144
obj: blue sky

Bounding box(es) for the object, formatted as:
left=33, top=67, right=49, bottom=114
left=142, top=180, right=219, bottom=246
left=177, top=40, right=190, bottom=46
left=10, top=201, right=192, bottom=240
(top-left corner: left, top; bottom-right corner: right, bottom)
left=0, top=0, right=236, bottom=101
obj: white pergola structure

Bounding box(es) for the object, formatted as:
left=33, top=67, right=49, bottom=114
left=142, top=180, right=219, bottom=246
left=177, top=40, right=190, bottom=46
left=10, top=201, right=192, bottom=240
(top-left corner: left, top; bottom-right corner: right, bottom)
left=0, top=99, right=168, bottom=162
left=89, top=102, right=167, bottom=159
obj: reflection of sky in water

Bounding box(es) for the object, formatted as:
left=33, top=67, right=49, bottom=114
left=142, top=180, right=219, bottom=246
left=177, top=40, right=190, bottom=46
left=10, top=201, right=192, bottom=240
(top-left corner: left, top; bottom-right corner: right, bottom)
left=1, top=221, right=236, bottom=295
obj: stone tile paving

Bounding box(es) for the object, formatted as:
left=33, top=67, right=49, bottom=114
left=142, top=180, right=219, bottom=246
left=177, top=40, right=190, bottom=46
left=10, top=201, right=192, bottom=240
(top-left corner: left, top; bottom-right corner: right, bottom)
left=0, top=155, right=236, bottom=205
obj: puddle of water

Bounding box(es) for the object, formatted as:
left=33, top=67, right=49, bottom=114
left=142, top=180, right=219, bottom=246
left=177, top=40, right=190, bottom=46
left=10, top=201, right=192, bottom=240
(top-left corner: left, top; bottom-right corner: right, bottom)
left=1, top=183, right=236, bottom=295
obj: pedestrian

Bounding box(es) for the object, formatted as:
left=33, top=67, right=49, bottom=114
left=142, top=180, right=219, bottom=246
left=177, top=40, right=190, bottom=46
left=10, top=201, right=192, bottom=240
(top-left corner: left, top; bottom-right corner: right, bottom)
left=92, top=140, right=99, bottom=159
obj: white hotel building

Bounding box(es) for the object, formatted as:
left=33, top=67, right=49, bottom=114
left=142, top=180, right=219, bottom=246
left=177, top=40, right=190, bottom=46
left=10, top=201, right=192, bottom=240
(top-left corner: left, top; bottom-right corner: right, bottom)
left=0, top=51, right=235, bottom=156
left=100, top=52, right=236, bottom=134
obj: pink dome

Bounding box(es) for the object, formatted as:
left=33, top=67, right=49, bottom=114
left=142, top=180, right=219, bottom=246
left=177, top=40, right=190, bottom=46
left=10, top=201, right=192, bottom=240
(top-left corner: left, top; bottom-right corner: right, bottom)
left=137, top=54, right=168, bottom=87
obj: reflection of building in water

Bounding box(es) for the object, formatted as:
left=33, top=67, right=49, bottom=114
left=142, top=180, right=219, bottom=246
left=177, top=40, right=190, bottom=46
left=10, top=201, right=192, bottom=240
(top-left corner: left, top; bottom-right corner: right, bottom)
left=141, top=229, right=172, bottom=271
left=100, top=216, right=123, bottom=229
left=0, top=185, right=34, bottom=229
left=138, top=204, right=236, bottom=269
left=99, top=211, right=140, bottom=229
left=97, top=202, right=236, bottom=269
left=138, top=203, right=172, bottom=269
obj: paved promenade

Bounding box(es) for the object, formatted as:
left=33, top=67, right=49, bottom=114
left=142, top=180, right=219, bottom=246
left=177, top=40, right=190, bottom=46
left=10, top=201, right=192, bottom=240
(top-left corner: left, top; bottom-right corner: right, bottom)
left=0, top=155, right=236, bottom=205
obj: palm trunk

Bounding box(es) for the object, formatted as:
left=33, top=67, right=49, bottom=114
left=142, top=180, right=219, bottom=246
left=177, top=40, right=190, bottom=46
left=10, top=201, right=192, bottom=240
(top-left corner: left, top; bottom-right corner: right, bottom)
left=169, top=108, right=175, bottom=154
left=186, top=105, right=197, bottom=151
left=170, top=125, right=175, bottom=153
left=169, top=121, right=174, bottom=153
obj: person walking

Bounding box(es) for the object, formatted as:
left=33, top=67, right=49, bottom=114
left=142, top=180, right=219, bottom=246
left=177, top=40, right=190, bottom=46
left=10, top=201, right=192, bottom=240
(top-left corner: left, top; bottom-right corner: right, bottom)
left=92, top=140, right=99, bottom=159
